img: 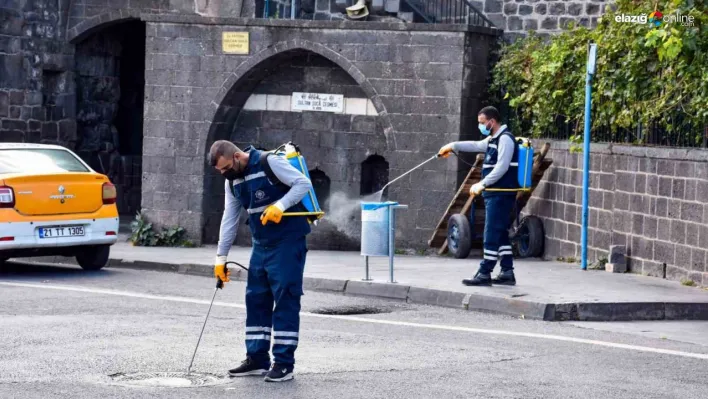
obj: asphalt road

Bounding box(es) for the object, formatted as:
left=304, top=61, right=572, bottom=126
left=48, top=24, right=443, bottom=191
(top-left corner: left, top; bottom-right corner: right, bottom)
left=1, top=261, right=707, bottom=399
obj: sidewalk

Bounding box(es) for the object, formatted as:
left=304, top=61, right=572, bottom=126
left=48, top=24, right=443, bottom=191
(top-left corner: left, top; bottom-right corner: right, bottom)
left=30, top=241, right=708, bottom=322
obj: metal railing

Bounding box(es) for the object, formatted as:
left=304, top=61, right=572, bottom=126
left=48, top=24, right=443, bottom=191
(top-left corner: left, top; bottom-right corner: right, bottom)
left=537, top=115, right=708, bottom=149
left=402, top=0, right=495, bottom=28
left=259, top=0, right=496, bottom=29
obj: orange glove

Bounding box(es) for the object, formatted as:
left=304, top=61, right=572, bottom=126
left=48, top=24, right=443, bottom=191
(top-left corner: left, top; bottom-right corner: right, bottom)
left=214, top=255, right=231, bottom=285
left=438, top=144, right=455, bottom=158
left=260, top=203, right=284, bottom=226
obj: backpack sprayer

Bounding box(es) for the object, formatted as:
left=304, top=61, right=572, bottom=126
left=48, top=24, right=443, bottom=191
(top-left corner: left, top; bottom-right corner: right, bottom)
left=266, top=142, right=325, bottom=223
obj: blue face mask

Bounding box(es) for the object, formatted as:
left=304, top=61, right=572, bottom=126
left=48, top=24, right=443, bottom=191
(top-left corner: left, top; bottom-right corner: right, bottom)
left=478, top=123, right=491, bottom=136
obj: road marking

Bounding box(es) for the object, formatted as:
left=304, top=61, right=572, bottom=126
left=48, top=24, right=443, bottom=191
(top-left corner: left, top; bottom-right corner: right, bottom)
left=2, top=281, right=708, bottom=361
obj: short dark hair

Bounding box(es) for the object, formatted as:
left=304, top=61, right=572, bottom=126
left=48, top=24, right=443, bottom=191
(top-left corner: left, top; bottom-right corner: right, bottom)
left=478, top=106, right=501, bottom=122
left=207, top=140, right=240, bottom=167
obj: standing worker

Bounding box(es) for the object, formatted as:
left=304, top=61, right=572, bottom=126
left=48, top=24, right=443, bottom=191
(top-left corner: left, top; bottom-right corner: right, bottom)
left=208, top=140, right=312, bottom=382
left=438, top=106, right=519, bottom=286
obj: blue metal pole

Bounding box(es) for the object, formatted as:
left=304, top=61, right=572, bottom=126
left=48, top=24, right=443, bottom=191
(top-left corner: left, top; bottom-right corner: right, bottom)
left=581, top=43, right=596, bottom=271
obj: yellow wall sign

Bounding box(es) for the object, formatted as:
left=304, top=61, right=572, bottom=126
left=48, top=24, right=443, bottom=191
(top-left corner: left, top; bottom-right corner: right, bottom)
left=222, top=32, right=249, bottom=54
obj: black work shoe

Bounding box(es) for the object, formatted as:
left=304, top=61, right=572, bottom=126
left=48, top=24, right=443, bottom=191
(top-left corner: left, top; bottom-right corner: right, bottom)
left=228, top=357, right=269, bottom=377
left=492, top=271, right=516, bottom=286
left=264, top=363, right=294, bottom=382
left=462, top=273, right=492, bottom=286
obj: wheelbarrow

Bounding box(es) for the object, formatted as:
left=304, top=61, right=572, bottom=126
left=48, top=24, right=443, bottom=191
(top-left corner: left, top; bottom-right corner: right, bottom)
left=446, top=193, right=545, bottom=259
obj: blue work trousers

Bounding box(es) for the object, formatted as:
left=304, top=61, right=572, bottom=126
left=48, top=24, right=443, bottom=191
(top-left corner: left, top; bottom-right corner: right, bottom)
left=245, top=236, right=307, bottom=366
left=479, top=195, right=516, bottom=274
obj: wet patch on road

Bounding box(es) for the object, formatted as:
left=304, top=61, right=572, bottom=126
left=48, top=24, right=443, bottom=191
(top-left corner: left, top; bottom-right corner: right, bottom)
left=106, top=372, right=231, bottom=388
left=308, top=305, right=391, bottom=315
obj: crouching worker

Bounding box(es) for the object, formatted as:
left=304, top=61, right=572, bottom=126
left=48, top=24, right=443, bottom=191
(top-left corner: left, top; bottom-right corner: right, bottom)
left=438, top=106, right=519, bottom=287
left=208, top=140, right=312, bottom=382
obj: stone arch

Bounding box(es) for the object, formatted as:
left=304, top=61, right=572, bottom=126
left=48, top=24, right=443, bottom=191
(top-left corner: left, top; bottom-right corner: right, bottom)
left=201, top=40, right=396, bottom=246
left=67, top=10, right=141, bottom=44
left=206, top=39, right=394, bottom=149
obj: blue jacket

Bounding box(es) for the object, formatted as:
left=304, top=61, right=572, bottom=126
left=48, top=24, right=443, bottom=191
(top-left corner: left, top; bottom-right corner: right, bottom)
left=482, top=128, right=520, bottom=197
left=231, top=149, right=311, bottom=246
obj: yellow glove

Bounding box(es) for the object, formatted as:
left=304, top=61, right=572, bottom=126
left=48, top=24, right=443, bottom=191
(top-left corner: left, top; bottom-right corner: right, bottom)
left=438, top=144, right=455, bottom=158
left=470, top=182, right=485, bottom=196
left=260, top=203, right=284, bottom=226
left=214, top=255, right=231, bottom=284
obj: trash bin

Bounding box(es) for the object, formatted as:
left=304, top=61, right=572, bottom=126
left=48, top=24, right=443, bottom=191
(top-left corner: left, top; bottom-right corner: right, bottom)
left=360, top=202, right=393, bottom=256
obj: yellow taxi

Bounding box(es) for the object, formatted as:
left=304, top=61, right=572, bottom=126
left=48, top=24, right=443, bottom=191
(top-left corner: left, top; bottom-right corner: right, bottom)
left=0, top=143, right=119, bottom=270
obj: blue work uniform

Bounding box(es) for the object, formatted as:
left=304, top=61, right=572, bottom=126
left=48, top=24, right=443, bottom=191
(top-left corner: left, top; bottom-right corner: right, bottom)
left=451, top=125, right=519, bottom=275
left=479, top=128, right=519, bottom=274
left=218, top=146, right=311, bottom=367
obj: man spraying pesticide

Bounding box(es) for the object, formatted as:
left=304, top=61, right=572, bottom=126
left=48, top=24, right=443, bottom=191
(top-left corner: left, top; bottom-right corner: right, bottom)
left=206, top=140, right=319, bottom=382
left=438, top=106, right=524, bottom=287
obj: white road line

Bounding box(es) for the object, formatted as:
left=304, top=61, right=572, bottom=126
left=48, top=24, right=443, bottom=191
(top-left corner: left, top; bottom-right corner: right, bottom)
left=2, top=281, right=707, bottom=361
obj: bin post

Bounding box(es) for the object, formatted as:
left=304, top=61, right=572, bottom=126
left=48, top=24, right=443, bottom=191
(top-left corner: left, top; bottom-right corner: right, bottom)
left=362, top=256, right=372, bottom=281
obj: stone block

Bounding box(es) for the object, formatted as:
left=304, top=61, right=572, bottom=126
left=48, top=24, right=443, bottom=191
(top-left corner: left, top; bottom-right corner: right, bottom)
left=669, top=219, right=687, bottom=244
left=657, top=177, right=672, bottom=197
left=345, top=98, right=367, bottom=115
left=671, top=178, right=685, bottom=199
left=692, top=249, right=707, bottom=272
left=684, top=180, right=696, bottom=201
left=535, top=4, right=547, bottom=14
left=523, top=19, right=538, bottom=30
left=266, top=95, right=291, bottom=112
left=486, top=13, right=507, bottom=29
left=503, top=3, right=518, bottom=14
left=674, top=244, right=692, bottom=270
left=605, top=263, right=627, bottom=273
left=549, top=3, right=566, bottom=14
left=567, top=3, right=583, bottom=15
left=508, top=16, right=523, bottom=31
left=680, top=202, right=702, bottom=223
left=485, top=0, right=503, bottom=13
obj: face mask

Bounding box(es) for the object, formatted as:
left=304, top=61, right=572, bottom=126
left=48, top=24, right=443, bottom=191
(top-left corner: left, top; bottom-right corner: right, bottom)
left=222, top=157, right=243, bottom=181
left=478, top=122, right=492, bottom=136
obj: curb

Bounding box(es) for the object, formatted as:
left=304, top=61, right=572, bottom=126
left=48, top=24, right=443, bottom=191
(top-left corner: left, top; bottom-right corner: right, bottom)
left=18, top=256, right=708, bottom=322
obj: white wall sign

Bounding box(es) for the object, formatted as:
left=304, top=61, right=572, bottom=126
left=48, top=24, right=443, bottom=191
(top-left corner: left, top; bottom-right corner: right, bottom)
left=291, top=92, right=344, bottom=113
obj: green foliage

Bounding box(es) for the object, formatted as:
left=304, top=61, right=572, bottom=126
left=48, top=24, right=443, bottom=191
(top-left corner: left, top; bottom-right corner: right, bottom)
left=130, top=212, right=196, bottom=247
left=490, top=0, right=708, bottom=145
left=681, top=278, right=696, bottom=286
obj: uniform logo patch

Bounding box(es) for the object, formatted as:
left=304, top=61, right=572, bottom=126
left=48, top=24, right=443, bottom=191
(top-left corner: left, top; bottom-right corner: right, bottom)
left=255, top=190, right=266, bottom=200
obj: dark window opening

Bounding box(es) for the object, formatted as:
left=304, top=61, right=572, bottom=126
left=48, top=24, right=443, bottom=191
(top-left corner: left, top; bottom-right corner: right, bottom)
left=309, top=168, right=331, bottom=211
left=42, top=70, right=62, bottom=121
left=114, top=21, right=146, bottom=156
left=360, top=155, right=389, bottom=196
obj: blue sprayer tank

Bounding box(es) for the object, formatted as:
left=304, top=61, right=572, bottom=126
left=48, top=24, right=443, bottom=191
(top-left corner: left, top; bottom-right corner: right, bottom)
left=517, top=138, right=534, bottom=189
left=279, top=143, right=324, bottom=222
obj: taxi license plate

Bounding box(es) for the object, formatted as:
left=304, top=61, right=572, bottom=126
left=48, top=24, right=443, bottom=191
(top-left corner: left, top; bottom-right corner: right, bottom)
left=39, top=226, right=85, bottom=238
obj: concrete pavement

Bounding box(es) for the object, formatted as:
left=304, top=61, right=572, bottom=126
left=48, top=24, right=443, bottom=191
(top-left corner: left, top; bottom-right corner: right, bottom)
left=25, top=239, right=708, bottom=322
left=1, top=265, right=707, bottom=398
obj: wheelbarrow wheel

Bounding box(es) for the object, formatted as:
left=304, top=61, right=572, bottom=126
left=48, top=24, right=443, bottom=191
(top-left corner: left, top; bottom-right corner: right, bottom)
left=447, top=214, right=472, bottom=259
left=513, top=215, right=544, bottom=258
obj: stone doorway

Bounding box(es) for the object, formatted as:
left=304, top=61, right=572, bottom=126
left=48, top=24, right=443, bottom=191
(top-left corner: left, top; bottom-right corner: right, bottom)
left=73, top=20, right=145, bottom=217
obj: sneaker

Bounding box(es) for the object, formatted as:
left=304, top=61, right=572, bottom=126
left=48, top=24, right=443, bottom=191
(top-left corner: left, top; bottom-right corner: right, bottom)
left=462, top=272, right=492, bottom=286
left=228, top=357, right=270, bottom=377
left=492, top=270, right=516, bottom=286
left=264, top=363, right=294, bottom=382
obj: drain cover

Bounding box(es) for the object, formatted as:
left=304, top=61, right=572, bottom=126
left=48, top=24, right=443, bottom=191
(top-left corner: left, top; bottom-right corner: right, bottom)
left=107, top=372, right=230, bottom=388
left=309, top=305, right=389, bottom=315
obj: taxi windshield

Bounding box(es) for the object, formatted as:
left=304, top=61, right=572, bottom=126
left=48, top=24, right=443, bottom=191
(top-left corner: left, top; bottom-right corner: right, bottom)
left=0, top=148, right=90, bottom=174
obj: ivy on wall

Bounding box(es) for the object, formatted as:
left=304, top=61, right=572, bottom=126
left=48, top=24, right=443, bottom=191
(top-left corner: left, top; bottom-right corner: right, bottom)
left=490, top=0, right=707, bottom=146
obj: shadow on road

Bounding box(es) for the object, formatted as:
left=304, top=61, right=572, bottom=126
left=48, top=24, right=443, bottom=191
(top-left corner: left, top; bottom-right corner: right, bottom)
left=0, top=260, right=118, bottom=282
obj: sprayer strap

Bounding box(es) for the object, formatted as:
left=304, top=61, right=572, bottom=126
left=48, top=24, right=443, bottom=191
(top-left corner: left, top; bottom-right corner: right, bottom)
left=260, top=153, right=290, bottom=192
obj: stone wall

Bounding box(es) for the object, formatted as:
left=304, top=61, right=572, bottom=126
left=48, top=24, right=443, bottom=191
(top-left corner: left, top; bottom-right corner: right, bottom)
left=475, top=0, right=613, bottom=39
left=1, top=0, right=76, bottom=146
left=138, top=16, right=499, bottom=248
left=525, top=140, right=708, bottom=286
left=220, top=52, right=385, bottom=249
